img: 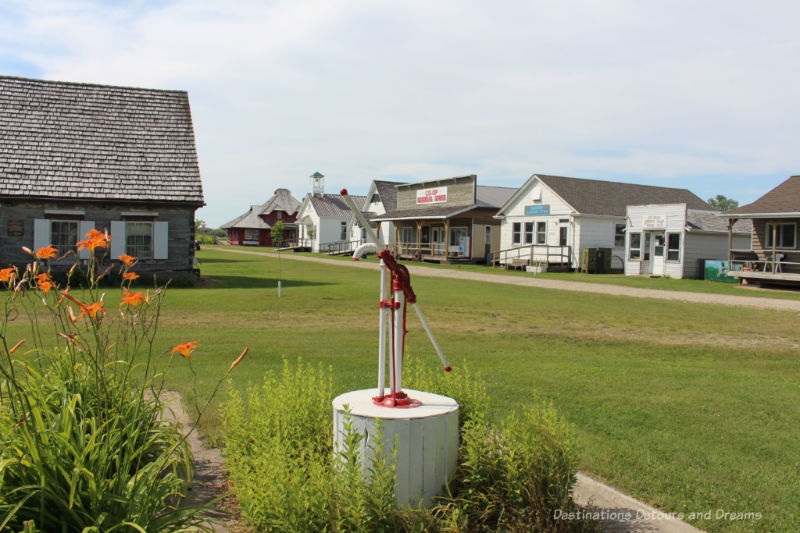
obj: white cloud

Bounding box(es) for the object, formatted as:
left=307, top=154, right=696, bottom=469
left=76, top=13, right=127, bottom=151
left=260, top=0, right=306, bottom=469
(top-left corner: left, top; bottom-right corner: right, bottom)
left=1, top=0, right=798, bottom=224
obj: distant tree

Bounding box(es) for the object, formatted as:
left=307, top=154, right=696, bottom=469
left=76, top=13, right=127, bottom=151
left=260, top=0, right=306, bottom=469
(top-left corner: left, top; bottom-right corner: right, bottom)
left=707, top=195, right=739, bottom=211
left=271, top=221, right=286, bottom=245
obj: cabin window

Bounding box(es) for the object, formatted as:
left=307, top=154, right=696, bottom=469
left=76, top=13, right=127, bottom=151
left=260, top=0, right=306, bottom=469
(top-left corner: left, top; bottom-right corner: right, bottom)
left=536, top=222, right=546, bottom=244
left=50, top=220, right=78, bottom=253
left=524, top=222, right=534, bottom=244
left=127, top=222, right=153, bottom=258
left=401, top=226, right=415, bottom=244
left=512, top=222, right=521, bottom=244
left=667, top=233, right=681, bottom=261
left=766, top=222, right=796, bottom=249
left=340, top=221, right=347, bottom=241
left=244, top=229, right=259, bottom=241
left=614, top=224, right=626, bottom=247
left=629, top=232, right=642, bottom=260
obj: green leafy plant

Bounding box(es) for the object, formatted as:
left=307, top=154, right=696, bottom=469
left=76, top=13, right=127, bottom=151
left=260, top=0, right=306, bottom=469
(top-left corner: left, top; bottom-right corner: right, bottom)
left=0, top=231, right=244, bottom=531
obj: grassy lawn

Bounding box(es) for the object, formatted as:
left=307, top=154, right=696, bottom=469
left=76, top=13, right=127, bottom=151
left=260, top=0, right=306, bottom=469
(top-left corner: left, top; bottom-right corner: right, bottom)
left=214, top=244, right=800, bottom=301
left=6, top=249, right=798, bottom=532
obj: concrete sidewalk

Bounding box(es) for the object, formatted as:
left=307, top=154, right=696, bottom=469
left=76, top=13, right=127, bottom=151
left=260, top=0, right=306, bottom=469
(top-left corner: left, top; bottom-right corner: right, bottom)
left=208, top=246, right=800, bottom=313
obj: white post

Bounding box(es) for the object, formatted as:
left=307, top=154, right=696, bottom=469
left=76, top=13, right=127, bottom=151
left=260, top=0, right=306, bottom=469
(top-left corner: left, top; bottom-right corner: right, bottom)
left=377, top=259, right=388, bottom=397
left=412, top=303, right=450, bottom=370
left=393, top=288, right=405, bottom=396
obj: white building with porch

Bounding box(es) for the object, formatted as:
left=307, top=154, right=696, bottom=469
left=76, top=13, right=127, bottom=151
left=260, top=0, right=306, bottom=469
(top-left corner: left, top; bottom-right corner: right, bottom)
left=494, top=174, right=711, bottom=271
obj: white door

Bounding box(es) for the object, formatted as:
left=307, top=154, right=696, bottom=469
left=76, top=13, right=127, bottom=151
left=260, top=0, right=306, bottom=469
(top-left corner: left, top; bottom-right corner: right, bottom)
left=431, top=228, right=445, bottom=255
left=652, top=232, right=666, bottom=275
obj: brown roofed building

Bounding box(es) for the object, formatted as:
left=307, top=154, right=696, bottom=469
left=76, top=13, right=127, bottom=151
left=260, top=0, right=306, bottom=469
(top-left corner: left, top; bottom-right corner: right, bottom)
left=721, top=175, right=800, bottom=285
left=0, top=75, right=205, bottom=276
left=494, top=174, right=710, bottom=271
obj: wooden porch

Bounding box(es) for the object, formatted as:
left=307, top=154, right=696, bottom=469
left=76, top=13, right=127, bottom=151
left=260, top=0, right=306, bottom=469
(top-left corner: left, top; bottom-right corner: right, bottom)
left=729, top=249, right=800, bottom=285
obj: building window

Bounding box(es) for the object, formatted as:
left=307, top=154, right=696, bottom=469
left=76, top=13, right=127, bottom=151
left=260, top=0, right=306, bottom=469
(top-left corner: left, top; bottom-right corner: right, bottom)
left=667, top=233, right=681, bottom=261
left=654, top=234, right=665, bottom=257
left=512, top=222, right=521, bottom=244
left=340, top=221, right=347, bottom=241
left=127, top=221, right=153, bottom=258
left=536, top=222, right=546, bottom=244
left=766, top=222, right=796, bottom=249
left=50, top=220, right=78, bottom=253
left=524, top=222, right=534, bottom=244
left=629, top=232, right=641, bottom=260
left=559, top=226, right=568, bottom=246
left=614, top=224, right=626, bottom=247
left=276, top=211, right=282, bottom=220
left=244, top=229, right=259, bottom=241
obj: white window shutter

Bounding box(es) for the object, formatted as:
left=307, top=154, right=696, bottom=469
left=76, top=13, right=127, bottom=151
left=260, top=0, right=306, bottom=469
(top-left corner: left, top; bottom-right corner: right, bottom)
left=153, top=221, right=169, bottom=259
left=78, top=221, right=95, bottom=259
left=33, top=219, right=50, bottom=250
left=110, top=221, right=126, bottom=258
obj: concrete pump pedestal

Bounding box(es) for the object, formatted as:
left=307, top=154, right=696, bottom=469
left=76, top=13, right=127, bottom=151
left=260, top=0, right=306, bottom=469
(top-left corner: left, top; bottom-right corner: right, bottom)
left=332, top=388, right=459, bottom=507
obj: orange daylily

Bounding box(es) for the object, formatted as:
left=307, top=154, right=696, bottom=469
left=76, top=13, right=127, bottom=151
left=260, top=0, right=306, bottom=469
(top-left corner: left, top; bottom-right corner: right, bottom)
left=8, top=339, right=25, bottom=354
left=77, top=302, right=105, bottom=320
left=123, top=272, right=139, bottom=281
left=36, top=245, right=58, bottom=260
left=228, top=347, right=249, bottom=372
left=36, top=273, right=54, bottom=293
left=120, top=289, right=148, bottom=307
left=0, top=267, right=16, bottom=283
left=118, top=254, right=136, bottom=267
left=171, top=341, right=198, bottom=360
left=76, top=229, right=111, bottom=253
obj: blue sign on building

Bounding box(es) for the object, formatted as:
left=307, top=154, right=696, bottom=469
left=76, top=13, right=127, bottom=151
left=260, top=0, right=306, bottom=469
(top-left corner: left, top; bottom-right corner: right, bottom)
left=525, top=204, right=550, bottom=215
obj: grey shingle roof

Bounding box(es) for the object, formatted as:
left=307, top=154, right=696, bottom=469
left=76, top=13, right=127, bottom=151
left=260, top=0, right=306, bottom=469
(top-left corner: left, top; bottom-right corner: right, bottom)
left=220, top=205, right=270, bottom=230
left=476, top=185, right=517, bottom=208
left=686, top=209, right=751, bottom=234
left=309, top=194, right=366, bottom=217
left=261, top=188, right=300, bottom=215
left=723, top=176, right=800, bottom=216
left=372, top=204, right=489, bottom=221
left=535, top=174, right=709, bottom=216
left=372, top=180, right=405, bottom=211
left=0, top=76, right=204, bottom=204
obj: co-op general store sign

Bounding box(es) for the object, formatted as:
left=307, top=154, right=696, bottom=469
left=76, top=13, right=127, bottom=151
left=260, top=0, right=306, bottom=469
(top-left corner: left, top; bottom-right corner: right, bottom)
left=416, top=187, right=448, bottom=205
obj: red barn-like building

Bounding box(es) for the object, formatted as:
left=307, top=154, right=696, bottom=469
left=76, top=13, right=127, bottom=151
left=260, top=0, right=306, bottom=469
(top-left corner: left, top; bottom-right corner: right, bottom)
left=221, top=188, right=300, bottom=246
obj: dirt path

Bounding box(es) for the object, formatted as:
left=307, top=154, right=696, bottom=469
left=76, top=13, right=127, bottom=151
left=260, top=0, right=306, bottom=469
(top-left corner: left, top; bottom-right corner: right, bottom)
left=207, top=246, right=800, bottom=313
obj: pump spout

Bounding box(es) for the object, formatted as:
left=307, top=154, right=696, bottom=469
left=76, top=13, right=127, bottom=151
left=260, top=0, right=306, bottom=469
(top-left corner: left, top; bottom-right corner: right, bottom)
left=352, top=242, right=379, bottom=261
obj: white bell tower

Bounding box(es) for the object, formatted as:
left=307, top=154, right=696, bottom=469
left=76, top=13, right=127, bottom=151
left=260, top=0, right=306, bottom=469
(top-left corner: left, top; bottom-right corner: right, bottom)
left=310, top=171, right=325, bottom=196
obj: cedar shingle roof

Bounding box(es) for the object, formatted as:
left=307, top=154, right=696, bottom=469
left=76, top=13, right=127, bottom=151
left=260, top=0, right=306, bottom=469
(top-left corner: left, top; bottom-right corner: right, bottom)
left=0, top=76, right=204, bottom=204
left=723, top=176, right=800, bottom=216
left=535, top=174, right=708, bottom=216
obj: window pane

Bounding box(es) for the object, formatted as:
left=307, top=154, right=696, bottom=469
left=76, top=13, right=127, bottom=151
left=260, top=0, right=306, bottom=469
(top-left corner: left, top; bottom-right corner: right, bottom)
left=536, top=222, right=546, bottom=244
left=127, top=222, right=153, bottom=258
left=524, top=222, right=533, bottom=244
left=781, top=224, right=795, bottom=248
left=51, top=220, right=78, bottom=253
left=512, top=222, right=521, bottom=244
left=614, top=224, right=626, bottom=246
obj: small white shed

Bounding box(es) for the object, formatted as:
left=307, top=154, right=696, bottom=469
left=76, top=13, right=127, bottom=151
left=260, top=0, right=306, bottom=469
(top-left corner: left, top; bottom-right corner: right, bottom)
left=624, top=204, right=751, bottom=279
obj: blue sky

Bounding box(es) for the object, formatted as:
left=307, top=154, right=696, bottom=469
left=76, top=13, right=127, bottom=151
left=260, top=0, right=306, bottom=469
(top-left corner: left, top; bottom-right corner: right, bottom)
left=1, top=0, right=798, bottom=226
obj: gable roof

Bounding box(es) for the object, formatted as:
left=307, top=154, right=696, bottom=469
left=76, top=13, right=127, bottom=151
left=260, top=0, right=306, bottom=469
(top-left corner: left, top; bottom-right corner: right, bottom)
left=220, top=205, right=270, bottom=230
left=261, top=188, right=300, bottom=215
left=722, top=176, right=800, bottom=218
left=0, top=76, right=204, bottom=205
left=686, top=209, right=751, bottom=234
left=370, top=180, right=405, bottom=211
left=476, top=185, right=517, bottom=208
left=304, top=193, right=366, bottom=218
left=498, top=174, right=709, bottom=217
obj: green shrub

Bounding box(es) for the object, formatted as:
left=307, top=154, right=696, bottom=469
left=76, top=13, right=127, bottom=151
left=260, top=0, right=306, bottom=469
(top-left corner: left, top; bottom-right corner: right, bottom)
left=222, top=359, right=401, bottom=532
left=224, top=358, right=586, bottom=532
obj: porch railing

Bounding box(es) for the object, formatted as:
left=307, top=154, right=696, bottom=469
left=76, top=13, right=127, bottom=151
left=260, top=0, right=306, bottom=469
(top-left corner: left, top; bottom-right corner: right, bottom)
left=319, top=240, right=363, bottom=255
left=489, top=244, right=572, bottom=269
left=730, top=249, right=800, bottom=274
left=388, top=242, right=468, bottom=260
